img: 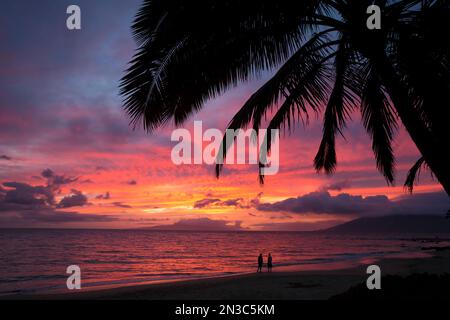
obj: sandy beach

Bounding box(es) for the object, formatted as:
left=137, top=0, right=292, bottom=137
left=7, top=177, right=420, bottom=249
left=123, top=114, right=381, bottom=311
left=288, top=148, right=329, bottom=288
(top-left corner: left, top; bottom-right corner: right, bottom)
left=9, top=248, right=448, bottom=300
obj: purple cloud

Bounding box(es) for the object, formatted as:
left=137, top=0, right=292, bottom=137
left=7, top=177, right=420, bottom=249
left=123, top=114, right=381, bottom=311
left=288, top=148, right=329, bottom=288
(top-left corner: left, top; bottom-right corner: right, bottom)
left=57, top=189, right=88, bottom=208
left=194, top=193, right=263, bottom=209
left=257, top=191, right=389, bottom=214
left=41, top=168, right=78, bottom=186
left=257, top=191, right=450, bottom=216
left=1, top=181, right=55, bottom=207
left=0, top=168, right=84, bottom=213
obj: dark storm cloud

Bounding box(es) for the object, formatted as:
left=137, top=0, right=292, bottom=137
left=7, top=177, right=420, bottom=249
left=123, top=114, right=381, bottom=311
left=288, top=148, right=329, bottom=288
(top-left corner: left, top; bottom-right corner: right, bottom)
left=0, top=169, right=81, bottom=211
left=0, top=169, right=109, bottom=227
left=57, top=189, right=88, bottom=208
left=256, top=191, right=450, bottom=216
left=0, top=155, right=12, bottom=160
left=1, top=181, right=55, bottom=207
left=390, top=192, right=450, bottom=215
left=256, top=191, right=389, bottom=214
left=0, top=171, right=116, bottom=227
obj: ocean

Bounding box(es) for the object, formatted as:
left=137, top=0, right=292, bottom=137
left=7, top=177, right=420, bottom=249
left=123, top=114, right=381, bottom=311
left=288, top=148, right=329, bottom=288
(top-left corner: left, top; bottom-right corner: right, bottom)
left=0, top=229, right=447, bottom=295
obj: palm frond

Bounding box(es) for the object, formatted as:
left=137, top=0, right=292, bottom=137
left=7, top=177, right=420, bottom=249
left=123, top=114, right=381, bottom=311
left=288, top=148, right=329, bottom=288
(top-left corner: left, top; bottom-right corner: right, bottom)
left=144, top=37, right=188, bottom=106
left=257, top=51, right=332, bottom=183
left=120, top=0, right=450, bottom=195
left=228, top=30, right=336, bottom=133
left=361, top=64, right=398, bottom=184
left=132, top=0, right=168, bottom=46
left=215, top=31, right=337, bottom=177
left=121, top=0, right=325, bottom=131
left=404, top=156, right=428, bottom=193
left=314, top=40, right=357, bottom=174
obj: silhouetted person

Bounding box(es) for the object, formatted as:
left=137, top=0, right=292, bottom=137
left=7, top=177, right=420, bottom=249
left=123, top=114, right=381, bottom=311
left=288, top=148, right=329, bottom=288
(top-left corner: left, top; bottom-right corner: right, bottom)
left=257, top=253, right=263, bottom=272
left=267, top=253, right=273, bottom=272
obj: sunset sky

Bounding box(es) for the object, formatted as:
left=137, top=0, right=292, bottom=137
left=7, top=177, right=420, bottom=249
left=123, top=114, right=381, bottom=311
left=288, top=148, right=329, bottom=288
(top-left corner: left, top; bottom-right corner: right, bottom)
left=1, top=0, right=448, bottom=231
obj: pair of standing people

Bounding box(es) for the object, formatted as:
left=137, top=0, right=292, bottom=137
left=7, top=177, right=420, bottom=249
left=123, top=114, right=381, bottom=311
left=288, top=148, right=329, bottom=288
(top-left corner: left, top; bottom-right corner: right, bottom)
left=257, top=253, right=272, bottom=272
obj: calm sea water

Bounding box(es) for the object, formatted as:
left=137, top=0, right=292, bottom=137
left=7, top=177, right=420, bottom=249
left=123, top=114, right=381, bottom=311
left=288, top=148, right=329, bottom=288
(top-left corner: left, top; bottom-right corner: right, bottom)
left=0, top=229, right=447, bottom=295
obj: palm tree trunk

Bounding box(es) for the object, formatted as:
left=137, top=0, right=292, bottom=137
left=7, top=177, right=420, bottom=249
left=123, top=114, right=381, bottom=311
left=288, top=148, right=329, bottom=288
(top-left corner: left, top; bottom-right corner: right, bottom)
left=374, top=55, right=450, bottom=196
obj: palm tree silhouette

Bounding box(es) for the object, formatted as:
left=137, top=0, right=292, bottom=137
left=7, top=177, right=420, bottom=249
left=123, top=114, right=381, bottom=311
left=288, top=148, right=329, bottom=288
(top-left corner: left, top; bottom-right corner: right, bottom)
left=120, top=0, right=450, bottom=195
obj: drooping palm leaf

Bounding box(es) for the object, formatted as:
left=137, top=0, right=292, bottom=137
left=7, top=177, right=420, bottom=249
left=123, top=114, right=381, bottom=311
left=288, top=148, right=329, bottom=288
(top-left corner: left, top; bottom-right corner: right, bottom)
left=121, top=0, right=450, bottom=194
left=404, top=156, right=429, bottom=193
left=360, top=63, right=398, bottom=183
left=314, top=39, right=358, bottom=174
left=215, top=31, right=336, bottom=178
left=121, top=0, right=325, bottom=131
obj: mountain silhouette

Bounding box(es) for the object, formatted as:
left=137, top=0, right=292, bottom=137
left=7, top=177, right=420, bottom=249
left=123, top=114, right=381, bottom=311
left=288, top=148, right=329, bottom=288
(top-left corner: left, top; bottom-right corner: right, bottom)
left=323, top=214, right=450, bottom=234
